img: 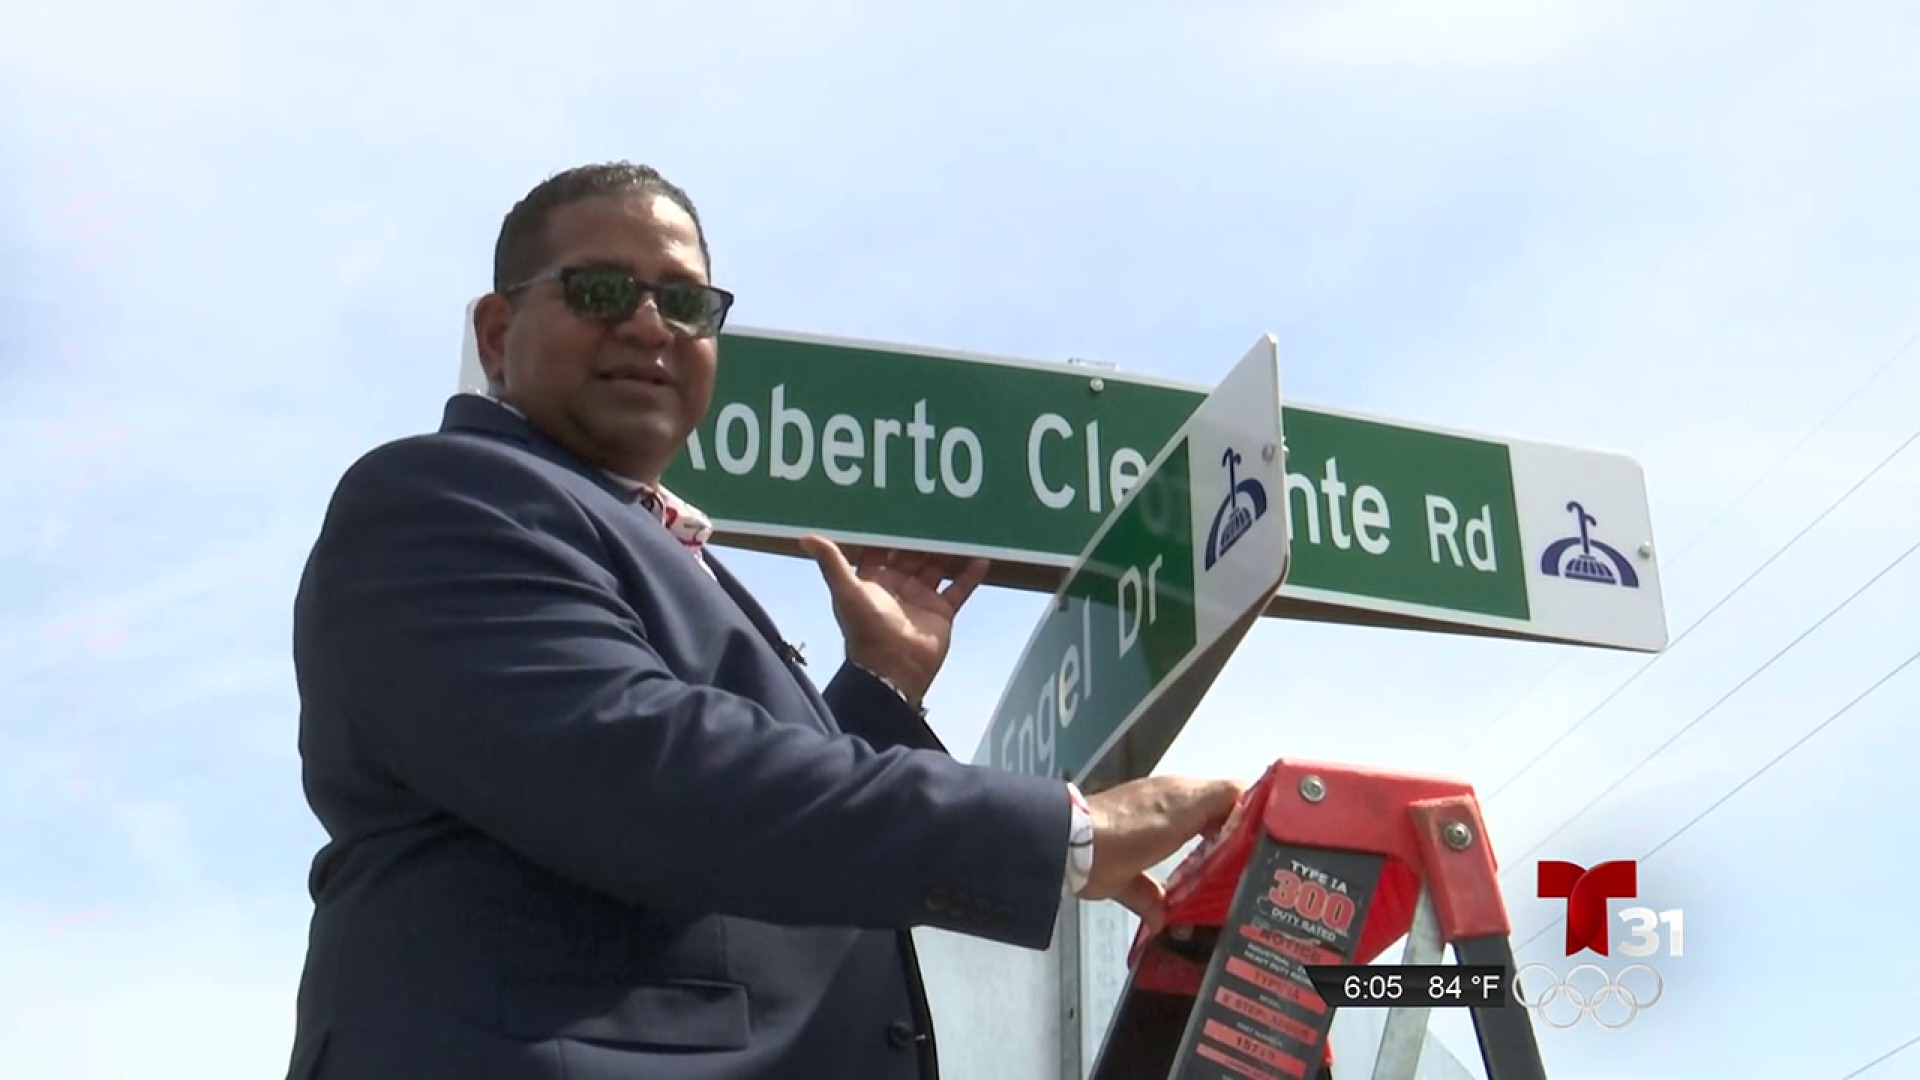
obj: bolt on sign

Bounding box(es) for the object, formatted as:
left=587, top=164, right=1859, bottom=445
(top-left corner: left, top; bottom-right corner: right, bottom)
left=457, top=310, right=1667, bottom=653
left=971, top=336, right=1291, bottom=787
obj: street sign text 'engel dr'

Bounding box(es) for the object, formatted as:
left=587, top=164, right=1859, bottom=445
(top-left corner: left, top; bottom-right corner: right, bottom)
left=457, top=308, right=1667, bottom=653
left=970, top=336, right=1291, bottom=788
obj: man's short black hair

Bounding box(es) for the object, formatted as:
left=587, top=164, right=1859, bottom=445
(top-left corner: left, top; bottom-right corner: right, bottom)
left=492, top=161, right=710, bottom=293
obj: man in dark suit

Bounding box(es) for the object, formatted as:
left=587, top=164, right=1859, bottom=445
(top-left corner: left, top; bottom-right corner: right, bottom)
left=286, top=161, right=1243, bottom=1079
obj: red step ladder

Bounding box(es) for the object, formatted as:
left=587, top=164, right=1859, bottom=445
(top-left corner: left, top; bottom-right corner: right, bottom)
left=1088, top=759, right=1548, bottom=1080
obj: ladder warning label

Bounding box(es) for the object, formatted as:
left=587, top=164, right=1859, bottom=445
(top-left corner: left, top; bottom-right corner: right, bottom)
left=1171, top=838, right=1384, bottom=1080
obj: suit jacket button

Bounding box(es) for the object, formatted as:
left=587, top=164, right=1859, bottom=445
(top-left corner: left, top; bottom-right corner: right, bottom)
left=888, top=1019, right=917, bottom=1048
left=924, top=887, right=949, bottom=914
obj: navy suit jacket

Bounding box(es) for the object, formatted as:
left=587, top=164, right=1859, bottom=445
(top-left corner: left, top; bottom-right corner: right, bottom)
left=286, top=394, right=1071, bottom=1080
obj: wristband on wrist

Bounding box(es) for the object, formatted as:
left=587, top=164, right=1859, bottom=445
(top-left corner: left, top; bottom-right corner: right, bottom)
left=1063, top=783, right=1094, bottom=897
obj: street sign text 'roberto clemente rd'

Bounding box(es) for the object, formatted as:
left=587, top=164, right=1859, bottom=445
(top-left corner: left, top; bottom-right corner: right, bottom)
left=968, top=336, right=1291, bottom=788
left=458, top=315, right=1667, bottom=653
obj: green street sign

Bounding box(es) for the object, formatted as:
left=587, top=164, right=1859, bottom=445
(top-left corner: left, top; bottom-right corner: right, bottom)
left=971, top=337, right=1291, bottom=787
left=458, top=314, right=1667, bottom=652
left=669, top=332, right=1197, bottom=565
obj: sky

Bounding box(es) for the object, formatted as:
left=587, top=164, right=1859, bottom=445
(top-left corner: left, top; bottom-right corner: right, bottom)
left=2, top=1, right=1918, bottom=1078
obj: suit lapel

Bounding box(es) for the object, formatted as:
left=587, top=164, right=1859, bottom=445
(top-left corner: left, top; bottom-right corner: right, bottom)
left=438, top=396, right=841, bottom=733
left=704, top=554, right=842, bottom=734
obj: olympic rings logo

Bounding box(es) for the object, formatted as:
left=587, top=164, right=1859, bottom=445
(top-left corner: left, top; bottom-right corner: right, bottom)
left=1512, top=963, right=1664, bottom=1030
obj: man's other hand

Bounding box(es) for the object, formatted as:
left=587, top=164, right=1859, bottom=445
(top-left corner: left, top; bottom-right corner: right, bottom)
left=799, top=535, right=989, bottom=705
left=1081, top=776, right=1247, bottom=935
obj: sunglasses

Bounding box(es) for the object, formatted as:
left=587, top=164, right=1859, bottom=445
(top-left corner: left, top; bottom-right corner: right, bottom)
left=504, top=265, right=735, bottom=338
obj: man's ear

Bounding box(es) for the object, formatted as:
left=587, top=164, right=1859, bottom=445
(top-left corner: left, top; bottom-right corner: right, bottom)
left=473, top=293, right=513, bottom=389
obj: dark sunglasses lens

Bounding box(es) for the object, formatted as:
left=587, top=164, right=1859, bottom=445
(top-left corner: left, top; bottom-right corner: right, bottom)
left=562, top=269, right=640, bottom=322
left=655, top=282, right=724, bottom=332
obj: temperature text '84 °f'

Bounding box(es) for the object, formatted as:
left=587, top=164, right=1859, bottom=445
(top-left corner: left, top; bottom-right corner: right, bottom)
left=1303, top=965, right=1511, bottom=1009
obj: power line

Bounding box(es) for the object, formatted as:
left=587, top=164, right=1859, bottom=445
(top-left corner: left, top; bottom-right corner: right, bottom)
left=1481, top=422, right=1920, bottom=803
left=1640, top=646, right=1920, bottom=863
left=1658, top=327, right=1920, bottom=579
left=1836, top=1035, right=1920, bottom=1080
left=1510, top=636, right=1920, bottom=957
left=1459, top=326, right=1920, bottom=754
left=1498, top=533, right=1920, bottom=884
left=1461, top=334, right=1920, bottom=1075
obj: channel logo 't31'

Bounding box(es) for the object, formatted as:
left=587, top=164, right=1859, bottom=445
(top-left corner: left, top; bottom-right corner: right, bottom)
left=1537, top=859, right=1685, bottom=958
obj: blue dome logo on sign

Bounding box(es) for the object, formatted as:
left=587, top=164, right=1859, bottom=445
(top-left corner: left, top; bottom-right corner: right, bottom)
left=1204, top=447, right=1270, bottom=571
left=1540, top=501, right=1639, bottom=588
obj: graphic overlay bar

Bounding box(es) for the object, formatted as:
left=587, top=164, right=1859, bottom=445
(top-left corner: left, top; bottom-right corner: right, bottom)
left=1302, top=965, right=1510, bottom=1009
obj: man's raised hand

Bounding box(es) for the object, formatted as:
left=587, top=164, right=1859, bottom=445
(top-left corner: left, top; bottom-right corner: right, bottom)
left=799, top=534, right=989, bottom=704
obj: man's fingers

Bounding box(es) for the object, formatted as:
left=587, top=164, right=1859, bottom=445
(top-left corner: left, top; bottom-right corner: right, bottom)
left=918, top=556, right=987, bottom=605
left=940, top=558, right=990, bottom=610
left=895, top=573, right=946, bottom=610
left=1193, top=780, right=1247, bottom=830
left=1217, top=780, right=1251, bottom=821
left=915, top=562, right=947, bottom=592
left=799, top=535, right=861, bottom=595
left=1112, top=872, right=1168, bottom=937
left=853, top=546, right=890, bottom=579
left=832, top=546, right=992, bottom=615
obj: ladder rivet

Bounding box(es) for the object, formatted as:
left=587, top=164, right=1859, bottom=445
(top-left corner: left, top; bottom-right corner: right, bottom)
left=1299, top=776, right=1326, bottom=803
left=1443, top=821, right=1473, bottom=850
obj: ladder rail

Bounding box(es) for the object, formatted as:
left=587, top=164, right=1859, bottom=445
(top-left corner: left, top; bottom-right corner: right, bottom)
left=1369, top=887, right=1444, bottom=1080
left=1085, top=758, right=1551, bottom=1080
left=1454, top=935, right=1548, bottom=1080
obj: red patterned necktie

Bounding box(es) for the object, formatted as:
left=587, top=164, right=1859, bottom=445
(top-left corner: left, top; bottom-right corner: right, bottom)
left=627, top=481, right=715, bottom=572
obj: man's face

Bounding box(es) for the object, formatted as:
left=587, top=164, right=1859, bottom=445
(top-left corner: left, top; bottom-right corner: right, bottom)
left=476, top=192, right=718, bottom=484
